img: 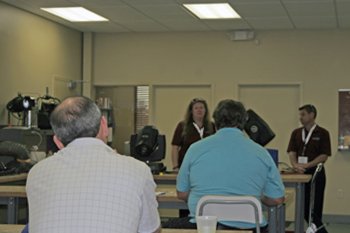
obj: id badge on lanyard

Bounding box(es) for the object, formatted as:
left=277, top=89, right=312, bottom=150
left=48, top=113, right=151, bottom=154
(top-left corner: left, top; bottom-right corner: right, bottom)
left=298, top=124, right=316, bottom=164
left=193, top=122, right=204, bottom=139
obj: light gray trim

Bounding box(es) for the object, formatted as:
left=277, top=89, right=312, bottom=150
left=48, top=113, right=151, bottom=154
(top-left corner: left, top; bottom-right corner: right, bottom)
left=323, top=214, right=350, bottom=224
left=287, top=215, right=350, bottom=225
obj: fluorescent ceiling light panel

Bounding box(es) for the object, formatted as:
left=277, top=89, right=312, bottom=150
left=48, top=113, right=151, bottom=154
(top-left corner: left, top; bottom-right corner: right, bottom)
left=183, top=3, right=240, bottom=19
left=41, top=7, right=108, bottom=22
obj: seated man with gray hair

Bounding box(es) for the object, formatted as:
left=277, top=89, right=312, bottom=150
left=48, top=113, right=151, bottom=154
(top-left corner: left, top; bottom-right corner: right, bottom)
left=164, top=99, right=284, bottom=233
left=25, top=96, right=161, bottom=233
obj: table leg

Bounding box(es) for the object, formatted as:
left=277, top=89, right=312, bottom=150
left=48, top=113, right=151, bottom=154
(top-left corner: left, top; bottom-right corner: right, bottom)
left=278, top=204, right=286, bottom=233
left=294, top=182, right=305, bottom=233
left=7, top=197, right=19, bottom=224
left=268, top=206, right=277, bottom=233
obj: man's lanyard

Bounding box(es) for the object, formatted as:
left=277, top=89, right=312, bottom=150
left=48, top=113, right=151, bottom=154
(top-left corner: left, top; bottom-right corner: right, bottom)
left=193, top=122, right=204, bottom=139
left=301, top=124, right=317, bottom=156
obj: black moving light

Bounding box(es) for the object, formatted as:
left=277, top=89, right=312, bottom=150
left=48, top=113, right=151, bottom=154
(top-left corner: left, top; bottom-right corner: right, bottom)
left=22, top=96, right=35, bottom=110
left=135, top=126, right=158, bottom=158
left=6, top=93, right=25, bottom=113
left=130, top=126, right=166, bottom=173
left=6, top=93, right=35, bottom=112
left=244, top=109, right=275, bottom=147
left=6, top=93, right=36, bottom=127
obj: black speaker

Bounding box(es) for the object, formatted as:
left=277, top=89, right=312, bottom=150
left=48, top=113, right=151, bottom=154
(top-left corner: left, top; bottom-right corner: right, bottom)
left=244, top=109, right=275, bottom=147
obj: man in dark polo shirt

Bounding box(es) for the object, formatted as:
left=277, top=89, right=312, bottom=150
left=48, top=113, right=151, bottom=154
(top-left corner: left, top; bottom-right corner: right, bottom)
left=287, top=104, right=331, bottom=233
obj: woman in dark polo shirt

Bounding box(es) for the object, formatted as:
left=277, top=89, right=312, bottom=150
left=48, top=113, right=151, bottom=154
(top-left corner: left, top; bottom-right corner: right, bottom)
left=171, top=98, right=216, bottom=218
left=171, top=98, right=216, bottom=172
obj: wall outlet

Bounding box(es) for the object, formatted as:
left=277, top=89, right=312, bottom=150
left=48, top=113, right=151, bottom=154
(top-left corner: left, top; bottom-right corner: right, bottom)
left=337, top=189, right=343, bottom=198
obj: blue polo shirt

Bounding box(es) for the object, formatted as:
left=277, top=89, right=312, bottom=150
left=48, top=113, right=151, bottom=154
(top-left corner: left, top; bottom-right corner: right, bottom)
left=176, top=127, right=285, bottom=228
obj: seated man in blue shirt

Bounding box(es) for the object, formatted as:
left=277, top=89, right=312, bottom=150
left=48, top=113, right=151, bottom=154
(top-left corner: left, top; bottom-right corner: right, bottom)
left=163, top=99, right=285, bottom=233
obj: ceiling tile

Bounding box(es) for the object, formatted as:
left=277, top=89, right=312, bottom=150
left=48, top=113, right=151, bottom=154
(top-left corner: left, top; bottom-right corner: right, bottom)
left=132, top=4, right=194, bottom=20
left=175, top=0, right=231, bottom=4
left=282, top=0, right=333, bottom=2
left=3, top=2, right=84, bottom=30
left=246, top=17, right=295, bottom=29
left=284, top=2, right=336, bottom=17
left=230, top=0, right=281, bottom=2
left=75, top=21, right=130, bottom=33
left=89, top=6, right=150, bottom=21
left=338, top=16, right=350, bottom=28
left=143, top=13, right=194, bottom=21
left=123, top=0, right=176, bottom=6
left=70, top=0, right=126, bottom=7
left=118, top=20, right=171, bottom=32
left=202, top=19, right=252, bottom=30
left=133, top=4, right=185, bottom=14
left=2, top=0, right=350, bottom=32
left=292, top=16, right=337, bottom=29
left=4, top=0, right=76, bottom=7
left=336, top=2, right=350, bottom=16
left=160, top=19, right=211, bottom=31
left=232, top=2, right=288, bottom=18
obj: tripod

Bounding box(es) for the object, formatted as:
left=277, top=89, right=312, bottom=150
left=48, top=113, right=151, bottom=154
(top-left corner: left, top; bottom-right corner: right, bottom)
left=306, top=163, right=328, bottom=233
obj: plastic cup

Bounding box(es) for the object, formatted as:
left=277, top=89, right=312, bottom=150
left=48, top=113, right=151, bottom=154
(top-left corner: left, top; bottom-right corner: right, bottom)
left=196, top=216, right=217, bottom=233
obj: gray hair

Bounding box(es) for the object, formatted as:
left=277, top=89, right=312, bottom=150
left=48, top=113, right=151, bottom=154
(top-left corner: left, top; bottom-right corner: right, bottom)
left=50, top=96, right=101, bottom=146
left=212, top=99, right=247, bottom=130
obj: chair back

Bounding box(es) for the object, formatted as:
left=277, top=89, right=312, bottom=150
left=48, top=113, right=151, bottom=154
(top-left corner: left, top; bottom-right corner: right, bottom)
left=196, top=195, right=262, bottom=233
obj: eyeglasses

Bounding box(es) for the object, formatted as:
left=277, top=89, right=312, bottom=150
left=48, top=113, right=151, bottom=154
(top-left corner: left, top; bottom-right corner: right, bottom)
left=192, top=98, right=205, bottom=103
